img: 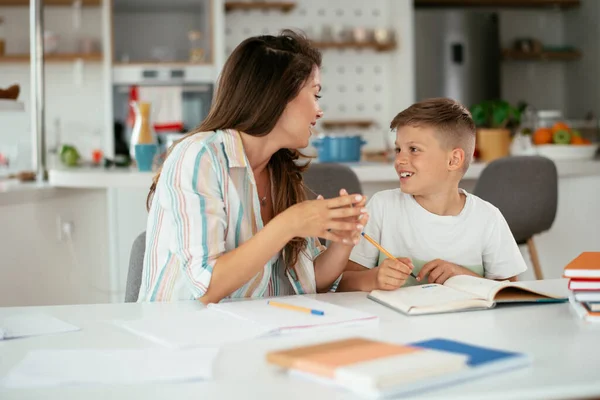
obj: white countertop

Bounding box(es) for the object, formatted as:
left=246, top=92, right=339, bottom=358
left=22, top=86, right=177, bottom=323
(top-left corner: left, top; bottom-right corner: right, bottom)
left=1, top=291, right=600, bottom=400
left=49, top=167, right=154, bottom=189
left=0, top=99, right=25, bottom=112
left=0, top=180, right=61, bottom=206
left=47, top=159, right=600, bottom=189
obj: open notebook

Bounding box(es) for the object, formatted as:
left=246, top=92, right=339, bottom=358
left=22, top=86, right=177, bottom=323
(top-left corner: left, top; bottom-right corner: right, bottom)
left=118, top=296, right=378, bottom=349
left=209, top=295, right=378, bottom=334
left=368, top=276, right=569, bottom=316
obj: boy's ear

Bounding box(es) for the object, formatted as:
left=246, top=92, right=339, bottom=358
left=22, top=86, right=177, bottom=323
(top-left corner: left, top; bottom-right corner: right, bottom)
left=448, top=148, right=465, bottom=172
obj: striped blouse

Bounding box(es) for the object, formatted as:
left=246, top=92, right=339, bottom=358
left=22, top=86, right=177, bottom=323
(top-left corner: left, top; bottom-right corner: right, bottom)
left=137, top=129, right=336, bottom=302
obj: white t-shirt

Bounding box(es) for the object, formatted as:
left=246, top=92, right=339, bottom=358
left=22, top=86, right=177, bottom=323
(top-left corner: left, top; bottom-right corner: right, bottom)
left=350, top=189, right=527, bottom=286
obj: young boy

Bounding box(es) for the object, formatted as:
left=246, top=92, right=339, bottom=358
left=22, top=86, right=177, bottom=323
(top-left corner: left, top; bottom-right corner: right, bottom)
left=338, top=98, right=527, bottom=292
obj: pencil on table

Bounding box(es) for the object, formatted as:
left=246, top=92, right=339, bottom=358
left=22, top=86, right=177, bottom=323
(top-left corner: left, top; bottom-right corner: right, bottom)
left=360, top=232, right=417, bottom=279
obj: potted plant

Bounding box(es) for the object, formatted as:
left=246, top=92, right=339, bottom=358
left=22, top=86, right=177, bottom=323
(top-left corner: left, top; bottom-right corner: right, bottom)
left=470, top=100, right=522, bottom=162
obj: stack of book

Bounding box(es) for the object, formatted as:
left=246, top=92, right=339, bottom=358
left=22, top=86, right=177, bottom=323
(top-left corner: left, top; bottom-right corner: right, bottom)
left=564, top=252, right=600, bottom=322
left=267, top=337, right=530, bottom=398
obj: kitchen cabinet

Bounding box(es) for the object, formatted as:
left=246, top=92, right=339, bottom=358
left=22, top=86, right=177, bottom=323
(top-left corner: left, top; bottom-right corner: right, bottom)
left=414, top=0, right=580, bottom=8
left=110, top=0, right=223, bottom=84
left=111, top=0, right=213, bottom=65
left=0, top=0, right=101, bottom=5
left=224, top=1, right=295, bottom=13
left=0, top=53, right=102, bottom=62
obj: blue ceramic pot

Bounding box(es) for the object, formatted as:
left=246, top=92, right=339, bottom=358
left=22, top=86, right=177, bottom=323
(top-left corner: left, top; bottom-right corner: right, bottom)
left=312, top=135, right=367, bottom=163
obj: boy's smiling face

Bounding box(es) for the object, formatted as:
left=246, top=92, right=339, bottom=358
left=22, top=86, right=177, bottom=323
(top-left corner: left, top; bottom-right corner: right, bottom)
left=394, top=125, right=455, bottom=195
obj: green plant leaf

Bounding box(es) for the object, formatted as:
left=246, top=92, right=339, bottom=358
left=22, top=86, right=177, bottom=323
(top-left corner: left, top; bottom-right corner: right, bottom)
left=470, top=104, right=487, bottom=127
left=492, top=102, right=509, bottom=128
left=470, top=99, right=520, bottom=129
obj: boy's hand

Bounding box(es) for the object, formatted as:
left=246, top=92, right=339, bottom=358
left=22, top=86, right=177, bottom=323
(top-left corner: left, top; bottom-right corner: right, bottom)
left=373, top=257, right=414, bottom=290
left=417, top=259, right=477, bottom=284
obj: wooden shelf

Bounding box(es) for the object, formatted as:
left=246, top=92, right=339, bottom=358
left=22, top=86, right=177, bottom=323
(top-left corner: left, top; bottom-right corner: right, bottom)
left=0, top=0, right=101, bottom=5
left=0, top=53, right=103, bottom=63
left=224, top=1, right=296, bottom=13
left=322, top=120, right=375, bottom=130
left=312, top=41, right=397, bottom=52
left=113, top=61, right=212, bottom=67
left=415, top=0, right=580, bottom=8
left=502, top=49, right=581, bottom=61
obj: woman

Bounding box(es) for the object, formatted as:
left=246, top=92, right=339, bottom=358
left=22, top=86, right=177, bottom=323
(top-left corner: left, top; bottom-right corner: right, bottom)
left=138, top=30, right=368, bottom=304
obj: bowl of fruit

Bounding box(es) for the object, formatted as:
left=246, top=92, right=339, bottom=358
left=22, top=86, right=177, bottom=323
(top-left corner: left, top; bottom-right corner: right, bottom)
left=532, top=121, right=599, bottom=160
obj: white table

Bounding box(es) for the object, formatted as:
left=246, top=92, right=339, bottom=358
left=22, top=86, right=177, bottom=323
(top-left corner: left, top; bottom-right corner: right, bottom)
left=1, top=292, right=599, bottom=400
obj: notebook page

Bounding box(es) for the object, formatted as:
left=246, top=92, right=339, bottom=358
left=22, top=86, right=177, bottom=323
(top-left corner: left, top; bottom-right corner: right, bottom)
left=209, top=296, right=377, bottom=333
left=0, top=314, right=80, bottom=340
left=444, top=275, right=505, bottom=301
left=370, top=284, right=487, bottom=314
left=2, top=347, right=219, bottom=388
left=495, top=278, right=570, bottom=302
left=116, top=308, right=272, bottom=348
left=512, top=278, right=569, bottom=298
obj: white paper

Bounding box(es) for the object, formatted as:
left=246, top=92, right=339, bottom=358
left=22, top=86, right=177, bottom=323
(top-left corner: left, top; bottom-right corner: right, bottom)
left=210, top=296, right=378, bottom=333
left=2, top=347, right=219, bottom=388
left=116, top=308, right=272, bottom=349
left=0, top=314, right=80, bottom=340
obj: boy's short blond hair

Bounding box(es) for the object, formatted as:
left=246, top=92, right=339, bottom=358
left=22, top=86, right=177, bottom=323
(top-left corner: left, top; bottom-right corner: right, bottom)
left=390, top=98, right=476, bottom=171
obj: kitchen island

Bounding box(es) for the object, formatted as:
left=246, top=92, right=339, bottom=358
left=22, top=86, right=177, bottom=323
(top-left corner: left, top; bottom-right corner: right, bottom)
left=48, top=159, right=600, bottom=194
left=46, top=159, right=600, bottom=300
left=1, top=159, right=598, bottom=306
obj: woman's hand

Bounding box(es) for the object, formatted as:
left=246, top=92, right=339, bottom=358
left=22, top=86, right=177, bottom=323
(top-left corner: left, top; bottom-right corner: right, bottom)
left=282, top=192, right=367, bottom=244
left=318, top=189, right=368, bottom=246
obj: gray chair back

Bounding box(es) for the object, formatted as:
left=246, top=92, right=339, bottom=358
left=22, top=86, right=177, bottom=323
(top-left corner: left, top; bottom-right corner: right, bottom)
left=125, top=231, right=146, bottom=302
left=302, top=163, right=363, bottom=199
left=473, top=156, right=558, bottom=244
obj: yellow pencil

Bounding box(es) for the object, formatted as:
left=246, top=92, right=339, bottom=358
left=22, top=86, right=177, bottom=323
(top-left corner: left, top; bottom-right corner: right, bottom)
left=361, top=232, right=417, bottom=279
left=267, top=300, right=325, bottom=316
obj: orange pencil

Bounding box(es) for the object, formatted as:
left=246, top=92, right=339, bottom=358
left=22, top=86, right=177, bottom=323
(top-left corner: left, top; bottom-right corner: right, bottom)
left=267, top=300, right=324, bottom=316
left=361, top=232, right=417, bottom=279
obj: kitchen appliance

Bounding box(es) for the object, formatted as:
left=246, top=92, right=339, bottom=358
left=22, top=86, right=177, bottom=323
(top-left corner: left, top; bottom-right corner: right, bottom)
left=312, top=134, right=366, bottom=163
left=415, top=10, right=500, bottom=107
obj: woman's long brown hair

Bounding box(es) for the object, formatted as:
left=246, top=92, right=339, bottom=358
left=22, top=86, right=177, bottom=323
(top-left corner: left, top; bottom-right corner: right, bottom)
left=147, top=29, right=322, bottom=270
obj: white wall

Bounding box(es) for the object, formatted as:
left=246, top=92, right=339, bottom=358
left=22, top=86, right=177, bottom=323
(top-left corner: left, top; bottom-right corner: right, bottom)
left=224, top=0, right=415, bottom=151
left=0, top=190, right=111, bottom=306
left=389, top=0, right=415, bottom=118
left=565, top=0, right=600, bottom=118
left=499, top=9, right=567, bottom=112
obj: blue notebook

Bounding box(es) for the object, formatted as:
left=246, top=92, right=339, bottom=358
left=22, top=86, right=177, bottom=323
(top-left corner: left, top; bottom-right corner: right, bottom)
left=411, top=338, right=527, bottom=367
